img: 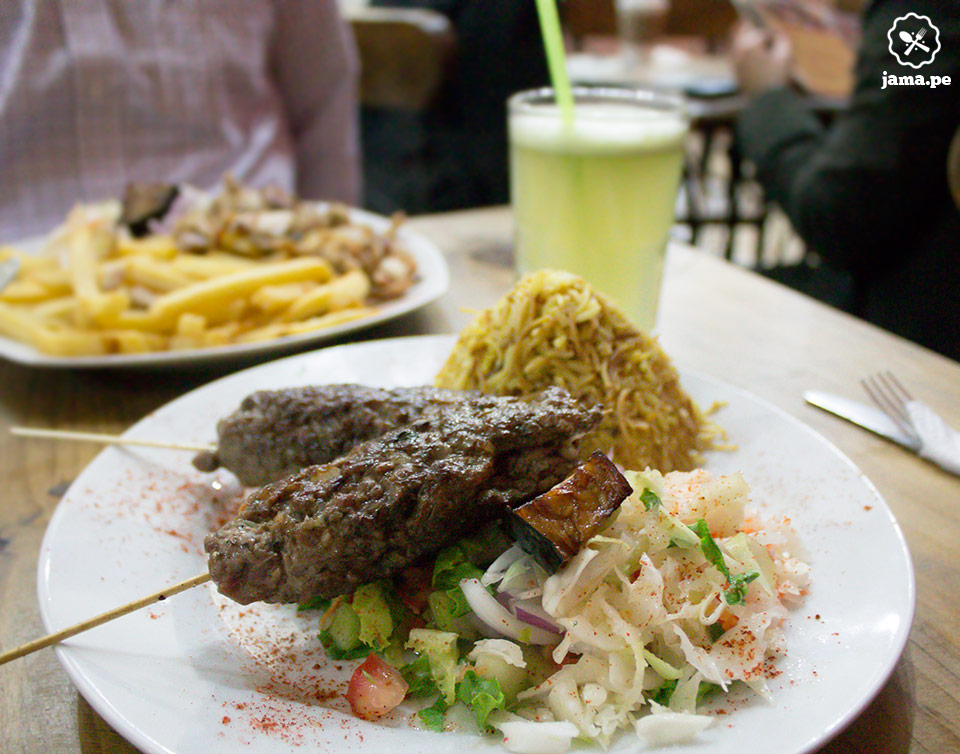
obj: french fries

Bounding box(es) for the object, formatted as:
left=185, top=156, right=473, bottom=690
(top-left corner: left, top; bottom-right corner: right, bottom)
left=0, top=199, right=407, bottom=357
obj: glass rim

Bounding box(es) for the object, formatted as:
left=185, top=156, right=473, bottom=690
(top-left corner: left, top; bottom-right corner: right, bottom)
left=508, top=86, right=687, bottom=117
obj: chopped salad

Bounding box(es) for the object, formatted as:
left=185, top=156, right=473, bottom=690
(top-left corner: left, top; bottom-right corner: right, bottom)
left=300, top=468, right=810, bottom=753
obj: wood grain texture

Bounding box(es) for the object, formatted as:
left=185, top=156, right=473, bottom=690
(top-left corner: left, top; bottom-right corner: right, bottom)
left=1, top=206, right=957, bottom=753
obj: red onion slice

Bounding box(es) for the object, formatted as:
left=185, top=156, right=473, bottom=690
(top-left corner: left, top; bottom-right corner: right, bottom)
left=459, top=579, right=558, bottom=645
left=512, top=598, right=564, bottom=635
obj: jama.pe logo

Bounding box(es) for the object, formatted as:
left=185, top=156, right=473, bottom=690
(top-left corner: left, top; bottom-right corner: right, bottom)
left=888, top=13, right=940, bottom=69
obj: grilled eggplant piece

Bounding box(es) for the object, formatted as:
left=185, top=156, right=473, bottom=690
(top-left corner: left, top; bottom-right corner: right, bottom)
left=205, top=388, right=602, bottom=605
left=506, top=451, right=631, bottom=572
left=120, top=182, right=179, bottom=237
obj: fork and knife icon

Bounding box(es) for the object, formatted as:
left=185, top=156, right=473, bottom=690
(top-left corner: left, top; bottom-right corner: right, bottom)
left=899, top=26, right=930, bottom=56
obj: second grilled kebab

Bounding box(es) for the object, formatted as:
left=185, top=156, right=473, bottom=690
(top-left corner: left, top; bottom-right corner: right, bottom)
left=194, top=384, right=520, bottom=487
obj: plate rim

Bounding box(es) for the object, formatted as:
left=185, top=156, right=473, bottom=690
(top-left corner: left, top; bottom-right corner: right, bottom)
left=36, top=334, right=917, bottom=754
left=676, top=361, right=917, bottom=753
left=0, top=209, right=449, bottom=369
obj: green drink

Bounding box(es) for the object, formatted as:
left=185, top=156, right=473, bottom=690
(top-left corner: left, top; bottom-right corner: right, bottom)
left=508, top=88, right=688, bottom=331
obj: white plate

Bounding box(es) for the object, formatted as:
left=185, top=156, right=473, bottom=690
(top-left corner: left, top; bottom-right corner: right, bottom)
left=1, top=209, right=449, bottom=369
left=567, top=48, right=736, bottom=92
left=37, top=335, right=914, bottom=754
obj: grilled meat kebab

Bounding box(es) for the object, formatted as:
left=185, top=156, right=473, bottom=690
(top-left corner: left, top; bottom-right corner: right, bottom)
left=205, top=388, right=602, bottom=605
left=193, top=384, right=518, bottom=487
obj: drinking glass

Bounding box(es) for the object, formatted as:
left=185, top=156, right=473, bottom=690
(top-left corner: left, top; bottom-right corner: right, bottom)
left=507, top=86, right=688, bottom=332
left=615, top=0, right=669, bottom=64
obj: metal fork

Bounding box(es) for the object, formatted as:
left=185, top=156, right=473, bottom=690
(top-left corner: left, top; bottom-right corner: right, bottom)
left=861, top=372, right=921, bottom=445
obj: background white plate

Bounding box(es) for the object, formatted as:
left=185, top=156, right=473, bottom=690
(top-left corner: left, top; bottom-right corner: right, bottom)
left=1, top=209, right=449, bottom=369
left=37, top=335, right=914, bottom=754
left=566, top=48, right=737, bottom=92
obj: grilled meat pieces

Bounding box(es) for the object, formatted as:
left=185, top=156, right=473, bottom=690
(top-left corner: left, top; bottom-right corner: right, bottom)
left=204, top=388, right=602, bottom=605
left=193, top=384, right=504, bottom=487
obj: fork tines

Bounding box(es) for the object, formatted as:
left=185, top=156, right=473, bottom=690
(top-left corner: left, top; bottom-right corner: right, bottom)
left=861, top=371, right=917, bottom=438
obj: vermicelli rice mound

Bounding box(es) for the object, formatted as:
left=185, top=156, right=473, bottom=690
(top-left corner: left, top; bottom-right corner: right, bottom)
left=435, top=269, right=717, bottom=471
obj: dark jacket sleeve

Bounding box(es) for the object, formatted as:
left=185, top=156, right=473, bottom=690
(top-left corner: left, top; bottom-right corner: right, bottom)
left=736, top=0, right=960, bottom=279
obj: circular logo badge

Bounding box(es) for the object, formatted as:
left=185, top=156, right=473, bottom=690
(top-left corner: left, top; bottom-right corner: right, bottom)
left=888, top=12, right=941, bottom=69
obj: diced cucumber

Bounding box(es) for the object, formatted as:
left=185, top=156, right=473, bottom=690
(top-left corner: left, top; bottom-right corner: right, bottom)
left=319, top=604, right=369, bottom=659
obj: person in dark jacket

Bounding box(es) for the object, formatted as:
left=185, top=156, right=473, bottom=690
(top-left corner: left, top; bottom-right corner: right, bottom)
left=364, top=0, right=549, bottom=213
left=732, top=0, right=960, bottom=361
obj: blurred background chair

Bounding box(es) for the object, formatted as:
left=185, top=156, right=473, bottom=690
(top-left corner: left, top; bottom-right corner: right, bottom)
left=346, top=7, right=457, bottom=213
left=562, top=0, right=617, bottom=47
left=354, top=0, right=549, bottom=215
left=562, top=0, right=737, bottom=49
left=664, top=0, right=736, bottom=48
left=349, top=7, right=455, bottom=110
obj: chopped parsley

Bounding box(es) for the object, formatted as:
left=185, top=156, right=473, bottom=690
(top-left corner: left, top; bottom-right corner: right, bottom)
left=640, top=488, right=662, bottom=511
left=691, top=519, right=759, bottom=605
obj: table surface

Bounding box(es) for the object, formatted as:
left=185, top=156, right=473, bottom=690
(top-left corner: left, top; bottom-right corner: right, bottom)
left=1, top=206, right=958, bottom=753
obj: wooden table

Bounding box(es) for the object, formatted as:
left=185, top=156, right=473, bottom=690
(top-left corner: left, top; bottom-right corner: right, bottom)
left=1, top=207, right=958, bottom=753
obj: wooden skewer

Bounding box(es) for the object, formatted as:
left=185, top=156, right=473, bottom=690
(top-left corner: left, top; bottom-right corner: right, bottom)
left=10, top=426, right=216, bottom=454
left=0, top=572, right=212, bottom=666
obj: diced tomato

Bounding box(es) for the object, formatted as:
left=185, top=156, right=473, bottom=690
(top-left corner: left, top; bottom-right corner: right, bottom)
left=346, top=654, right=409, bottom=721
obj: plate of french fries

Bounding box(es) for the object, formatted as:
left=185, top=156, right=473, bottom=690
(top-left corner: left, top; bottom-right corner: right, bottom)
left=0, top=180, right=449, bottom=368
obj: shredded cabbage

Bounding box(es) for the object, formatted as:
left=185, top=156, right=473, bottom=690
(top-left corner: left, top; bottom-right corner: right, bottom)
left=478, top=468, right=809, bottom=750
left=492, top=717, right=581, bottom=754
left=634, top=702, right=713, bottom=745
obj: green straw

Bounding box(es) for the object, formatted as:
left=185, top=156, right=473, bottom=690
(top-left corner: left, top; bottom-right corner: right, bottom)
left=534, top=0, right=575, bottom=126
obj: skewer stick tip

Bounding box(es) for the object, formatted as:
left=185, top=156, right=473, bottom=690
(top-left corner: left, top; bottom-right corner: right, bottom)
left=0, top=572, right=212, bottom=666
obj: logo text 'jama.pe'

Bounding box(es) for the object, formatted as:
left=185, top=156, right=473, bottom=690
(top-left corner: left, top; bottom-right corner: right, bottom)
left=881, top=72, right=951, bottom=90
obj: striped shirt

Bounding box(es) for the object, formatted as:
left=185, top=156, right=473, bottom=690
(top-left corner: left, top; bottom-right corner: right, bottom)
left=0, top=0, right=361, bottom=240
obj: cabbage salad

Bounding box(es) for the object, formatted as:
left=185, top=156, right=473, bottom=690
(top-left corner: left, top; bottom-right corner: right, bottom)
left=303, top=469, right=810, bottom=753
